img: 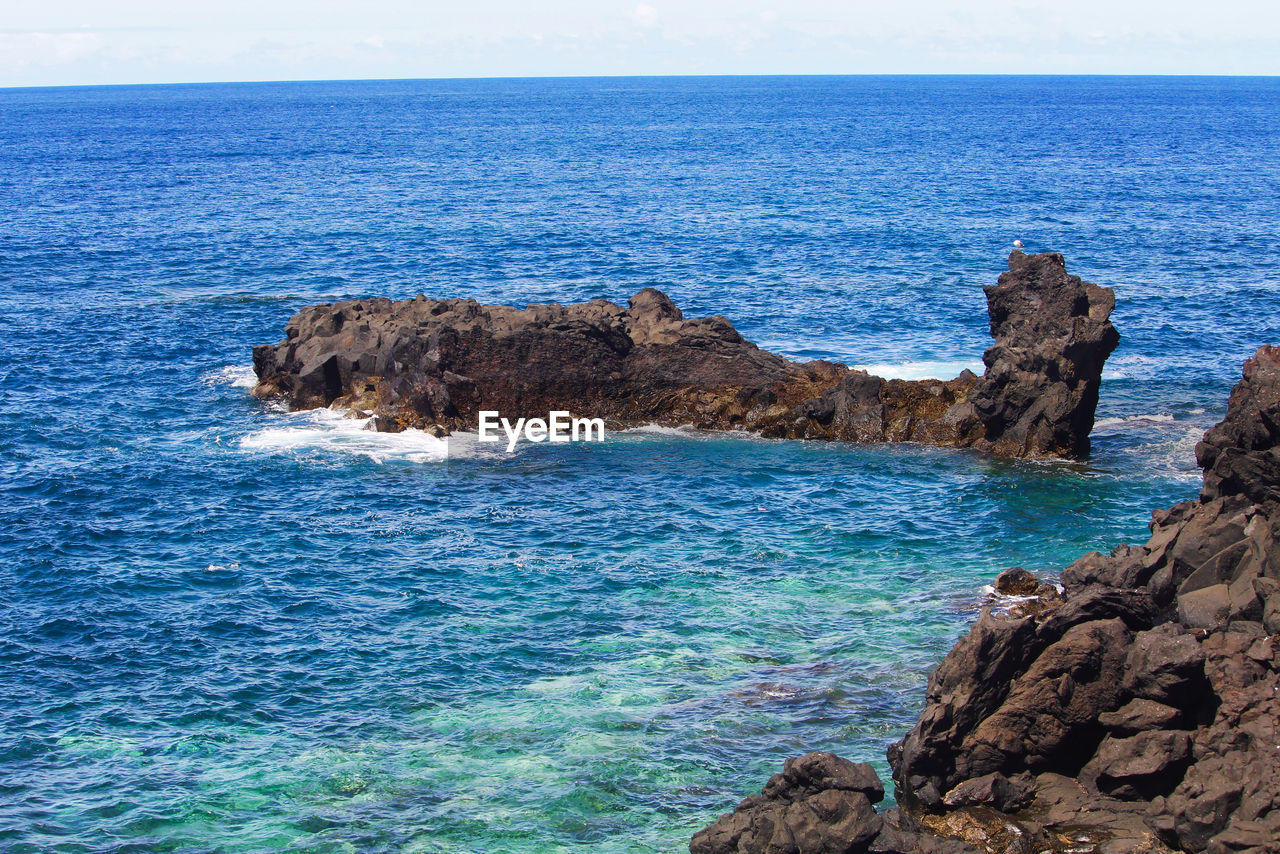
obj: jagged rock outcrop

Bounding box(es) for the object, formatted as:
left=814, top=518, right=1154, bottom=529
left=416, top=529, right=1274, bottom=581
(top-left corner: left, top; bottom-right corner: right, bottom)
left=692, top=346, right=1280, bottom=854
left=251, top=251, right=1117, bottom=458
left=967, top=250, right=1119, bottom=457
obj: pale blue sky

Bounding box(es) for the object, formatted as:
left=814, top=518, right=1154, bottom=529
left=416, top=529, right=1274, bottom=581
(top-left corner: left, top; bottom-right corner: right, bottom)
left=2, top=0, right=1278, bottom=87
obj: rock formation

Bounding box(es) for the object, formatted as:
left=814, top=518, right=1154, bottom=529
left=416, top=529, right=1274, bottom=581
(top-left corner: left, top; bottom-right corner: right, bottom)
left=692, top=347, right=1280, bottom=854
left=251, top=251, right=1118, bottom=458
left=690, top=752, right=983, bottom=854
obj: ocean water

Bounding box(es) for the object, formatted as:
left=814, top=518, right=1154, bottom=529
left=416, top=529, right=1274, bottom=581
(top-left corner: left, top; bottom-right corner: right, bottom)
left=1, top=76, right=1279, bottom=853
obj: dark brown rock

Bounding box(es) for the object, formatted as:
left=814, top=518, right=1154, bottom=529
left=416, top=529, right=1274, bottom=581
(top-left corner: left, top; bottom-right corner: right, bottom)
left=762, top=753, right=886, bottom=805
left=960, top=618, right=1132, bottom=780
left=1198, top=345, right=1280, bottom=504
left=1062, top=546, right=1158, bottom=593
left=253, top=252, right=1117, bottom=459
left=867, top=821, right=985, bottom=854
left=891, top=610, right=1043, bottom=806
left=1028, top=773, right=1179, bottom=852
left=1084, top=731, right=1192, bottom=800
left=966, top=251, right=1119, bottom=457
left=870, top=809, right=987, bottom=854
left=787, top=790, right=883, bottom=854
left=1034, top=586, right=1159, bottom=637
left=1176, top=583, right=1232, bottom=629
left=691, top=760, right=990, bottom=854
left=1122, top=625, right=1206, bottom=706
left=941, top=773, right=1035, bottom=813
left=690, top=757, right=887, bottom=854
left=993, top=568, right=1040, bottom=596
left=1097, top=699, right=1184, bottom=735
left=879, top=348, right=1280, bottom=851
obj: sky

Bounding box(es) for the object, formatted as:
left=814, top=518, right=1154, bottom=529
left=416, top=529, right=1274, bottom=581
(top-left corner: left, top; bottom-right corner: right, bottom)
left=2, top=0, right=1278, bottom=87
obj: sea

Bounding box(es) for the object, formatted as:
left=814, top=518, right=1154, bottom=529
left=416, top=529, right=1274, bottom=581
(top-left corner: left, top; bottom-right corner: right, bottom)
left=1, top=75, right=1278, bottom=853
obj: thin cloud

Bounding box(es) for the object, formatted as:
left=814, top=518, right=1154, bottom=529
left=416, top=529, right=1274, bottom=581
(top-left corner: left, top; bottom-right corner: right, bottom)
left=631, top=4, right=660, bottom=29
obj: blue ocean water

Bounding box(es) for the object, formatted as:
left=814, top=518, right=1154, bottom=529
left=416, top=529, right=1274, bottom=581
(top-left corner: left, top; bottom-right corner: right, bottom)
left=1, top=75, right=1279, bottom=853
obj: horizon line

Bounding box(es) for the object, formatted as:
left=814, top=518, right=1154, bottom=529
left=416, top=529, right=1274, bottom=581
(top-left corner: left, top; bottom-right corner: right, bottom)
left=5, top=71, right=1280, bottom=92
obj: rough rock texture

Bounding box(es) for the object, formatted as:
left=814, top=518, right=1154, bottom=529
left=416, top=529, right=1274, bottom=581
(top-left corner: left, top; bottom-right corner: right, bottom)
left=693, top=346, right=1280, bottom=854
left=251, top=251, right=1117, bottom=458
left=967, top=250, right=1119, bottom=457
left=691, top=753, right=981, bottom=854
left=992, top=567, right=1042, bottom=596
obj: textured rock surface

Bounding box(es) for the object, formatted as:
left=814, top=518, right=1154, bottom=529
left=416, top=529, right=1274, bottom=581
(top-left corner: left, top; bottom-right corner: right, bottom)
left=693, top=347, right=1280, bottom=854
left=691, top=753, right=981, bottom=854
left=252, top=251, right=1117, bottom=458
left=967, top=250, right=1119, bottom=457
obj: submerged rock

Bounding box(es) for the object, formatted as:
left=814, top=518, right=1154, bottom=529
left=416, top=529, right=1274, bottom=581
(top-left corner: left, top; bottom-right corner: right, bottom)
left=251, top=251, right=1117, bottom=458
left=693, top=346, right=1280, bottom=854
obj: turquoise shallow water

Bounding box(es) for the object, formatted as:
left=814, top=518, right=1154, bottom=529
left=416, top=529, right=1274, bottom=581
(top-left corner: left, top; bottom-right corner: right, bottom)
left=1, top=76, right=1279, bottom=852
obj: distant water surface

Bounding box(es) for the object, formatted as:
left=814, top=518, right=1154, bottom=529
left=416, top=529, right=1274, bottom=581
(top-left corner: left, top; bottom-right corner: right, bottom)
left=1, top=76, right=1279, bottom=852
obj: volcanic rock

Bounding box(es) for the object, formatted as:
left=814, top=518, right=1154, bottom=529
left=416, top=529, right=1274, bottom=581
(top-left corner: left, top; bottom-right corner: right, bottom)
left=691, top=754, right=980, bottom=854
left=693, top=346, right=1280, bottom=854
left=967, top=250, right=1120, bottom=457
left=252, top=252, right=1118, bottom=458
left=993, top=567, right=1041, bottom=596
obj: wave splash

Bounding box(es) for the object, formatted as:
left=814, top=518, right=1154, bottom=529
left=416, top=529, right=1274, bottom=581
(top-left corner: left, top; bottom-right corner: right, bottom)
left=239, top=408, right=448, bottom=464
left=1092, top=413, right=1177, bottom=429
left=202, top=365, right=258, bottom=388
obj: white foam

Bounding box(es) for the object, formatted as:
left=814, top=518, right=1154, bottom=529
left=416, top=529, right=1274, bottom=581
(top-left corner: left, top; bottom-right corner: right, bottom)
left=1101, top=353, right=1158, bottom=381
left=239, top=408, right=447, bottom=463
left=852, top=359, right=984, bottom=381
left=623, top=423, right=698, bottom=436
left=980, top=582, right=1062, bottom=601
left=1132, top=426, right=1205, bottom=481
left=618, top=424, right=769, bottom=443
left=1093, top=414, right=1176, bottom=429
left=435, top=430, right=528, bottom=459
left=203, top=365, right=257, bottom=388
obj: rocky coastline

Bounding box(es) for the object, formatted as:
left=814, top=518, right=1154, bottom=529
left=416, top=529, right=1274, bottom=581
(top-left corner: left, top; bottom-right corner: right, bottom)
left=690, top=347, right=1280, bottom=854
left=252, top=251, right=1118, bottom=459
left=250, top=251, right=1280, bottom=852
